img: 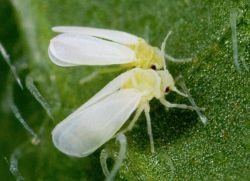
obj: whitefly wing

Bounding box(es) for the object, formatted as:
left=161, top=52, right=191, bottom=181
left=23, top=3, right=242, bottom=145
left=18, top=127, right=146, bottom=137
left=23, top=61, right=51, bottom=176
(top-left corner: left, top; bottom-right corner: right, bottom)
left=66, top=69, right=135, bottom=121
left=48, top=33, right=135, bottom=66
left=52, top=89, right=142, bottom=157
left=52, top=26, right=138, bottom=45
left=80, top=69, right=135, bottom=109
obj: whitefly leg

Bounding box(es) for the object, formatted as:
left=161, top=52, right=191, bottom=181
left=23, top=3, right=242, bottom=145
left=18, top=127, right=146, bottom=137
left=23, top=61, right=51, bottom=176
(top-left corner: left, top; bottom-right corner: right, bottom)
left=165, top=54, right=193, bottom=63
left=160, top=98, right=203, bottom=111
left=121, top=106, right=144, bottom=133
left=144, top=103, right=155, bottom=153
left=100, top=133, right=127, bottom=181
left=178, top=80, right=207, bottom=124
left=79, top=66, right=125, bottom=85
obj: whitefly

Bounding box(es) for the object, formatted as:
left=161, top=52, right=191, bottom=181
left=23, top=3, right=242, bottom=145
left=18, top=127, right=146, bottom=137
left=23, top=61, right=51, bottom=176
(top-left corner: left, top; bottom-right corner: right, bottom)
left=48, top=26, right=191, bottom=71
left=48, top=27, right=206, bottom=180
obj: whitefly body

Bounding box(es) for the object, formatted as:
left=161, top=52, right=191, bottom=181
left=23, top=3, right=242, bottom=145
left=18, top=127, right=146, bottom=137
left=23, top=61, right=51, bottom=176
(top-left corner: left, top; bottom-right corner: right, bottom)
left=48, top=26, right=166, bottom=70
left=52, top=68, right=184, bottom=157
left=49, top=27, right=206, bottom=181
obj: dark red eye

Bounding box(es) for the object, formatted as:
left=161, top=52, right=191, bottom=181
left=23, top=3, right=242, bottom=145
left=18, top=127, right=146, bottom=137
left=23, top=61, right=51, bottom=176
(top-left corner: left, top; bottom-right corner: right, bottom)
left=165, top=87, right=170, bottom=93
left=150, top=65, right=156, bottom=70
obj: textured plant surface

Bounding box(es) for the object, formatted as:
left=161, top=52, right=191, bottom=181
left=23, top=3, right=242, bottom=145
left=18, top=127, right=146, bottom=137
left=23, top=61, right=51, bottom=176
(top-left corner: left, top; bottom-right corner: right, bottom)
left=0, top=0, right=249, bottom=180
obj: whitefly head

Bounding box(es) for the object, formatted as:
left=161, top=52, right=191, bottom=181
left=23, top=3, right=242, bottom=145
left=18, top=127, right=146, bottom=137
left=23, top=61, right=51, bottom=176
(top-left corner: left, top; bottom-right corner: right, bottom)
left=48, top=26, right=165, bottom=69
left=157, top=70, right=187, bottom=97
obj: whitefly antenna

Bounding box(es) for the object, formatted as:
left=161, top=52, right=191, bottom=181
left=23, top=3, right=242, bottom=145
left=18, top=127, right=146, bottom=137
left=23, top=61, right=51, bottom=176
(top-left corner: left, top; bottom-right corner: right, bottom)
left=172, top=86, right=188, bottom=97
left=160, top=31, right=193, bottom=65
left=160, top=31, right=172, bottom=71
left=177, top=76, right=207, bottom=124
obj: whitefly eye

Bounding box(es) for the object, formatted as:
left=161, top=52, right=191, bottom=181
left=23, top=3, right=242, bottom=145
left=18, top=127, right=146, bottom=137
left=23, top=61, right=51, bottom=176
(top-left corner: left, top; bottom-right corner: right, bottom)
left=165, top=86, right=170, bottom=93
left=150, top=65, right=157, bottom=70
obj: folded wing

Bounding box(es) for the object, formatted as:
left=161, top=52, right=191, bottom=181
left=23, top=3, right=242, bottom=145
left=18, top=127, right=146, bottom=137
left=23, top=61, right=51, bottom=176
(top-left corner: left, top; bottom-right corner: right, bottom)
left=52, top=26, right=138, bottom=45
left=49, top=33, right=135, bottom=66
left=65, top=69, right=135, bottom=121
left=52, top=89, right=142, bottom=157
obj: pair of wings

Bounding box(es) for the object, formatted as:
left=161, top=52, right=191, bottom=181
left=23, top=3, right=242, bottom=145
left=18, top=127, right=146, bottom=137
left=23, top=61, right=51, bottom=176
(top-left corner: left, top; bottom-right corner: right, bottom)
left=48, top=26, right=139, bottom=66
left=52, top=69, right=143, bottom=157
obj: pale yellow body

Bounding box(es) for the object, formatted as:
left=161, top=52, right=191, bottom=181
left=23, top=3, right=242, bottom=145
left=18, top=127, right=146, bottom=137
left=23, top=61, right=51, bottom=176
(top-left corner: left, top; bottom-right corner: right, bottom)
left=124, top=39, right=165, bottom=69
left=122, top=68, right=175, bottom=106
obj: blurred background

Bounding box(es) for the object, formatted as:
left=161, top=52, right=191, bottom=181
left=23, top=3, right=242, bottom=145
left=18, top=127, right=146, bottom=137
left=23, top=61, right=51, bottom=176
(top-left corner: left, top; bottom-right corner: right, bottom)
left=0, top=0, right=249, bottom=180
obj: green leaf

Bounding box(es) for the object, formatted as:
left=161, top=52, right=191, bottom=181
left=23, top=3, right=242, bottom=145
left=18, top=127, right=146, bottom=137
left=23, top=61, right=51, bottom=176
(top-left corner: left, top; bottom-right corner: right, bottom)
left=0, top=0, right=249, bottom=180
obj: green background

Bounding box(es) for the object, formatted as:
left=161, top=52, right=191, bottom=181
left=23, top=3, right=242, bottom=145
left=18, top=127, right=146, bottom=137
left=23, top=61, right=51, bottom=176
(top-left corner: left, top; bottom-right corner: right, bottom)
left=0, top=0, right=249, bottom=180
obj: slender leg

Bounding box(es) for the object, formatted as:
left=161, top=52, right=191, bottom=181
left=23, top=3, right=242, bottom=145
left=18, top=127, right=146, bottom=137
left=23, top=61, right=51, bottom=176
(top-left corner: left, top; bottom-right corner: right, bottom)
left=160, top=98, right=203, bottom=111
left=79, top=66, right=125, bottom=85
left=165, top=54, right=193, bottom=63
left=102, top=133, right=127, bottom=181
left=144, top=103, right=155, bottom=153
left=178, top=81, right=208, bottom=124
left=121, top=106, right=144, bottom=133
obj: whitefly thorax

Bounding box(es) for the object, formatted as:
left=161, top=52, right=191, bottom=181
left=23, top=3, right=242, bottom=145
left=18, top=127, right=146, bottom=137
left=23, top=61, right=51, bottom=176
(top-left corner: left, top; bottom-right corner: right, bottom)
left=122, top=68, right=175, bottom=105
left=123, top=38, right=165, bottom=70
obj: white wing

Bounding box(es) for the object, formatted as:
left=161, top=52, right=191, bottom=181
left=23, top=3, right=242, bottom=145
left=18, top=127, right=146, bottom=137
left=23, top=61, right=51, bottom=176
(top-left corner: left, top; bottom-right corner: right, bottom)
left=52, top=26, right=139, bottom=45
left=66, top=69, right=135, bottom=121
left=52, top=89, right=142, bottom=157
left=48, top=33, right=135, bottom=66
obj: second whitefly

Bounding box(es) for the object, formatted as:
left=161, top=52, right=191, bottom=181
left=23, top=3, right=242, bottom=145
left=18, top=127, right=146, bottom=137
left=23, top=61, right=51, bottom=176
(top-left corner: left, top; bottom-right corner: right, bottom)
left=52, top=68, right=199, bottom=157
left=48, top=26, right=166, bottom=70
